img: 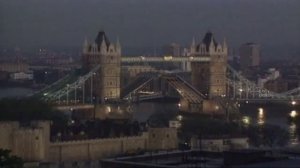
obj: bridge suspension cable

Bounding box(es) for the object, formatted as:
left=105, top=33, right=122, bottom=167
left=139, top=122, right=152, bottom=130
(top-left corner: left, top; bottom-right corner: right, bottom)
left=41, top=64, right=101, bottom=104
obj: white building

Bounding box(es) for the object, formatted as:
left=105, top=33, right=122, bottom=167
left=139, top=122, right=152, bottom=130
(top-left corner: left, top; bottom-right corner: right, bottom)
left=10, top=71, right=33, bottom=80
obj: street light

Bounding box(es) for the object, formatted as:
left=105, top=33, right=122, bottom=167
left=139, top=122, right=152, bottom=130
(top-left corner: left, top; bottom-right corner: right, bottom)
left=242, top=116, right=250, bottom=125
left=290, top=110, right=297, bottom=118
left=177, top=115, right=183, bottom=121
left=291, top=101, right=296, bottom=106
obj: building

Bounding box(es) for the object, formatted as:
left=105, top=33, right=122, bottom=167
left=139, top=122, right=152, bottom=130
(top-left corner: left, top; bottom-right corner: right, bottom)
left=10, top=71, right=33, bottom=80
left=239, top=43, right=260, bottom=73
left=190, top=32, right=228, bottom=98
left=190, top=136, right=249, bottom=152
left=82, top=31, right=121, bottom=103
left=0, top=121, right=178, bottom=163
left=163, top=43, right=181, bottom=57
left=0, top=62, right=29, bottom=73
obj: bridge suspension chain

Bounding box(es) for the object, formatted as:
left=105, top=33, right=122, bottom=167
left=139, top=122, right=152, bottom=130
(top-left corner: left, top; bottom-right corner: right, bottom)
left=42, top=64, right=101, bottom=103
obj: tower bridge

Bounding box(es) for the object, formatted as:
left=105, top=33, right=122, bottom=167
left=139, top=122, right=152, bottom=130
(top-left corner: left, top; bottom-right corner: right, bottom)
left=34, top=31, right=300, bottom=113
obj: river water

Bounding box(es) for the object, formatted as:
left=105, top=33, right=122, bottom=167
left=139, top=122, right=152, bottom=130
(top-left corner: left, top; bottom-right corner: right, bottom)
left=0, top=87, right=34, bottom=99
left=240, top=104, right=299, bottom=145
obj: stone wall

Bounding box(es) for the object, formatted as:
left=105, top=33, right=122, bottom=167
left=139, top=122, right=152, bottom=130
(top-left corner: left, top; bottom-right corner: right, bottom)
left=49, top=133, right=148, bottom=162
left=0, top=121, right=178, bottom=162
left=0, top=122, right=19, bottom=150
left=147, top=128, right=177, bottom=151
left=0, top=121, right=50, bottom=161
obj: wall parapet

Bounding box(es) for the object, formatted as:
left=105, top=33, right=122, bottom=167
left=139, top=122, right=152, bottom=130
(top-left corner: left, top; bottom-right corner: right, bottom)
left=50, top=133, right=148, bottom=146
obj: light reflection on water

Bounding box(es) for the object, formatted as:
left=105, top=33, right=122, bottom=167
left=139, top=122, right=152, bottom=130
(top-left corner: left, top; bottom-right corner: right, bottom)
left=257, top=107, right=265, bottom=125
left=289, top=122, right=299, bottom=145
left=242, top=107, right=299, bottom=145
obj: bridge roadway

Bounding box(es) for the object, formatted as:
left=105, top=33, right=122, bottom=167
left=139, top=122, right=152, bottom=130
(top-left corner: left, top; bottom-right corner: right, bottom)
left=121, top=56, right=210, bottom=63
left=54, top=104, right=95, bottom=111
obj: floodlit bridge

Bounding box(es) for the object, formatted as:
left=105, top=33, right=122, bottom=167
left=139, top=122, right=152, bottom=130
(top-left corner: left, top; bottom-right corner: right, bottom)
left=29, top=31, right=300, bottom=113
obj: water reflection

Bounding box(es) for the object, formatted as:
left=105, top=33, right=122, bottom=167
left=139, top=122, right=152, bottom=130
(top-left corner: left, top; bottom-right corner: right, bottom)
left=257, top=108, right=265, bottom=125
left=289, top=122, right=299, bottom=145
left=290, top=110, right=297, bottom=118
left=241, top=106, right=299, bottom=145
left=242, top=116, right=250, bottom=125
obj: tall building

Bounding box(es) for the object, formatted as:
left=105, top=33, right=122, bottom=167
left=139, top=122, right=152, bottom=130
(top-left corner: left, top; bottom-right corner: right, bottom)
left=82, top=31, right=121, bottom=103
left=164, top=43, right=181, bottom=57
left=239, top=43, right=260, bottom=72
left=190, top=32, right=228, bottom=98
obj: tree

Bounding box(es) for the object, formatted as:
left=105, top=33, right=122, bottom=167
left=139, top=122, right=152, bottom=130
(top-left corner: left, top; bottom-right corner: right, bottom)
left=0, top=149, right=23, bottom=168
left=246, top=124, right=289, bottom=147
left=0, top=98, right=67, bottom=123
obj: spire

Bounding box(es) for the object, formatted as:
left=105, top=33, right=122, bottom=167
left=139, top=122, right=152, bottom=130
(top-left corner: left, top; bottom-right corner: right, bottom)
left=191, top=37, right=196, bottom=47
left=83, top=36, right=88, bottom=47
left=95, top=31, right=110, bottom=47
left=116, top=37, right=121, bottom=54
left=202, top=31, right=217, bottom=52
left=222, top=37, right=227, bottom=49
left=209, top=37, right=215, bottom=51
left=92, top=42, right=98, bottom=53
left=222, top=37, right=228, bottom=54
left=83, top=36, right=89, bottom=53
left=100, top=36, right=107, bottom=53
left=190, top=37, right=196, bottom=54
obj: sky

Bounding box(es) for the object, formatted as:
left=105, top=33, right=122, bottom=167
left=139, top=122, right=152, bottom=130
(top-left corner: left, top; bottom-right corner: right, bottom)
left=0, top=0, right=300, bottom=55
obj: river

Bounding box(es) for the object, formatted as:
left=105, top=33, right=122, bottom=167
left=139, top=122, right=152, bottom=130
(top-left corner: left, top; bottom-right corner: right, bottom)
left=0, top=87, right=34, bottom=99
left=240, top=103, right=299, bottom=145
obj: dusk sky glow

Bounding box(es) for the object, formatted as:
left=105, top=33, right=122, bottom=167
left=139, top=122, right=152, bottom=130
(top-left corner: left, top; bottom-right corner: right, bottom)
left=1, top=0, right=299, bottom=50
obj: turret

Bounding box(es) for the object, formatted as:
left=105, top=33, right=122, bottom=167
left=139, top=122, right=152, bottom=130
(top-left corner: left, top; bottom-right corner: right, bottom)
left=222, top=38, right=228, bottom=53
left=209, top=38, right=215, bottom=54
left=92, top=42, right=98, bottom=54
left=100, top=37, right=107, bottom=54
left=216, top=44, right=223, bottom=53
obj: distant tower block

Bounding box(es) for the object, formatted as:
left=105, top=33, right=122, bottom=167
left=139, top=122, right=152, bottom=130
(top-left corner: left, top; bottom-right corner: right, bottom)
left=82, top=31, right=121, bottom=103
left=239, top=42, right=260, bottom=74
left=190, top=32, right=228, bottom=98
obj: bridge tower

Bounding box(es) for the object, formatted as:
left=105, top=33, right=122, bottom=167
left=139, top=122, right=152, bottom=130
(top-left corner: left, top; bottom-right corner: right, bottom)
left=190, top=32, right=228, bottom=98
left=82, top=31, right=121, bottom=103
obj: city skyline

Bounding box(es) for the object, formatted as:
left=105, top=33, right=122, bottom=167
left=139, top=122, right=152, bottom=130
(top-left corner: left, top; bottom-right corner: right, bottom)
left=0, top=0, right=299, bottom=54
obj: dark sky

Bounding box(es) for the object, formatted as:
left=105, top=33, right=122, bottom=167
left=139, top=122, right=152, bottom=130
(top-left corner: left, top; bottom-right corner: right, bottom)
left=1, top=0, right=300, bottom=50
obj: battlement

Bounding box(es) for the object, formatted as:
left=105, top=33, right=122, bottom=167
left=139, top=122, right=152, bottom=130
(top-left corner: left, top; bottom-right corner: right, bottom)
left=51, top=133, right=148, bottom=146
left=0, top=120, right=177, bottom=162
